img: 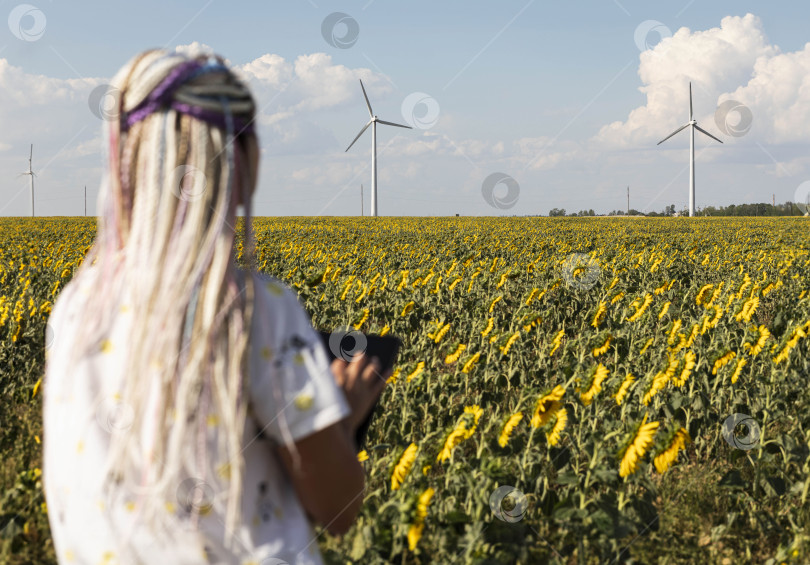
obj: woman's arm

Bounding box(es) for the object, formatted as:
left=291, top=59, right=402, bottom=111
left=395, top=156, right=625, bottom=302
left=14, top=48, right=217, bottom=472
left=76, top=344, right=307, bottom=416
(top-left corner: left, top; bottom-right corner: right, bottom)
left=276, top=354, right=388, bottom=536
left=276, top=418, right=364, bottom=536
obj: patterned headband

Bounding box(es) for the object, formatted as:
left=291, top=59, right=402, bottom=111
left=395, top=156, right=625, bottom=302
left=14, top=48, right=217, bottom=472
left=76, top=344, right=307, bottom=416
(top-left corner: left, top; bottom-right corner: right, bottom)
left=121, top=58, right=256, bottom=137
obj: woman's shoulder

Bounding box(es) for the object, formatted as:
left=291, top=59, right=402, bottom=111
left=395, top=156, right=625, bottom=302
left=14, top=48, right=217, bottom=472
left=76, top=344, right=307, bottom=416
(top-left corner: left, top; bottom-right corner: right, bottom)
left=239, top=269, right=310, bottom=329
left=240, top=269, right=296, bottom=302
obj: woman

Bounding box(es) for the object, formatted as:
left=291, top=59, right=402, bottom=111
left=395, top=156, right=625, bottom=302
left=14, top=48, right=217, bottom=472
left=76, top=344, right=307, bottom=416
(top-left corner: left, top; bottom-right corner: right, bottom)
left=42, top=48, right=388, bottom=564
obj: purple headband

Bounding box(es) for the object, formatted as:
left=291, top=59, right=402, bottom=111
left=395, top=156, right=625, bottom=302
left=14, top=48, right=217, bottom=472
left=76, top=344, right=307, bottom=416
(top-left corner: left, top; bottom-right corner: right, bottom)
left=121, top=59, right=255, bottom=137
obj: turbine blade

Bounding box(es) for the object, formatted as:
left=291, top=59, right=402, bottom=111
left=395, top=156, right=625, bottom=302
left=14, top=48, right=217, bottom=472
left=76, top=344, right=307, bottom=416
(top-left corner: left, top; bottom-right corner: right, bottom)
left=656, top=123, right=690, bottom=145
left=694, top=124, right=724, bottom=144
left=377, top=119, right=412, bottom=129
left=359, top=79, right=373, bottom=117
left=345, top=120, right=372, bottom=152
left=689, top=82, right=693, bottom=121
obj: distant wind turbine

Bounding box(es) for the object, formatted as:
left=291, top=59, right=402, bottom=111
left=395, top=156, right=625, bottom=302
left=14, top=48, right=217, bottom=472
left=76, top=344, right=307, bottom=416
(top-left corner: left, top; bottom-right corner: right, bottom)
left=657, top=83, right=723, bottom=217
left=21, top=144, right=36, bottom=217
left=345, top=79, right=412, bottom=217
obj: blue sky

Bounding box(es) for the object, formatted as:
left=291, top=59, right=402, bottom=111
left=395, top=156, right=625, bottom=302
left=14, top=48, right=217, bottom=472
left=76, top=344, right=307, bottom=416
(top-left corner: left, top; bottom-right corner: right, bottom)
left=1, top=1, right=809, bottom=216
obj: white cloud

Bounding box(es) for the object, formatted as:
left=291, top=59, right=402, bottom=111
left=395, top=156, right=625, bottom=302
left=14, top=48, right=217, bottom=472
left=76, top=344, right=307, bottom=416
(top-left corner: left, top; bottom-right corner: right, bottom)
left=238, top=52, right=393, bottom=123
left=723, top=45, right=810, bottom=144
left=173, top=41, right=221, bottom=61
left=239, top=54, right=292, bottom=92
left=0, top=58, right=96, bottom=109
left=591, top=13, right=810, bottom=150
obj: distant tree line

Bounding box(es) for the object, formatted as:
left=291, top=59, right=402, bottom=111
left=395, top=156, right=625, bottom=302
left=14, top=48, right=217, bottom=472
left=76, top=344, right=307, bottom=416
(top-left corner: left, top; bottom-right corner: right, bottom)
left=548, top=208, right=596, bottom=217
left=546, top=202, right=806, bottom=217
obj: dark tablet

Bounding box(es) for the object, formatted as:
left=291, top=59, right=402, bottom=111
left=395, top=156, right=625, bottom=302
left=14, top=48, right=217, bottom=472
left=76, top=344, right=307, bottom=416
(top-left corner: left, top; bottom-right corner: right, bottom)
left=317, top=329, right=402, bottom=448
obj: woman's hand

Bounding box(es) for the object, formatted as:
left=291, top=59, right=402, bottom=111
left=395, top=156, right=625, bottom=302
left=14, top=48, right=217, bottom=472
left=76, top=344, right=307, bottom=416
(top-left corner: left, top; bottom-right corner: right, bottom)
left=330, top=353, right=390, bottom=434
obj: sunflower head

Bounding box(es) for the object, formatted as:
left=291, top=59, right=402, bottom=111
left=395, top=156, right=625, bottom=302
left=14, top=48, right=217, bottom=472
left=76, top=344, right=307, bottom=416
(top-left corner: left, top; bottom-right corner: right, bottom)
left=617, top=413, right=660, bottom=478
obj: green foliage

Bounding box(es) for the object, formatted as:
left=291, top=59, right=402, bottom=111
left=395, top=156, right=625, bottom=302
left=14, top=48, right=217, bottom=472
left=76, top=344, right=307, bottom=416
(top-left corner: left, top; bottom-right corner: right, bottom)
left=2, top=216, right=810, bottom=564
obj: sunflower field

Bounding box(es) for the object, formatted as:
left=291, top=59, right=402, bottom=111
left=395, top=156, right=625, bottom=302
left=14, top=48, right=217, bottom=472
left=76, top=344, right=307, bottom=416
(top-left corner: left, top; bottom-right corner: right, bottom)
left=2, top=216, right=809, bottom=564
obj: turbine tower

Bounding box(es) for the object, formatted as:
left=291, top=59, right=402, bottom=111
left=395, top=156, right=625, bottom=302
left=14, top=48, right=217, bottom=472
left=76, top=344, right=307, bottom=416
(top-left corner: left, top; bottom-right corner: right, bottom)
left=21, top=144, right=36, bottom=217
left=345, top=79, right=412, bottom=217
left=657, top=83, right=723, bottom=217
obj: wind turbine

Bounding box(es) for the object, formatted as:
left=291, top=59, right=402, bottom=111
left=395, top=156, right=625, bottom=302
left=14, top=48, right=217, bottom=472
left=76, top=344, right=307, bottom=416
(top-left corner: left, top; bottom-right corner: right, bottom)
left=21, top=144, right=36, bottom=217
left=657, top=83, right=723, bottom=217
left=345, top=79, right=412, bottom=217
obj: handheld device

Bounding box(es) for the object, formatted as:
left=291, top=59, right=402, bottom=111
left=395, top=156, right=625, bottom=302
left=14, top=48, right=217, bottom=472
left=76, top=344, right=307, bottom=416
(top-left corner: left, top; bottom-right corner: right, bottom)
left=317, top=330, right=402, bottom=448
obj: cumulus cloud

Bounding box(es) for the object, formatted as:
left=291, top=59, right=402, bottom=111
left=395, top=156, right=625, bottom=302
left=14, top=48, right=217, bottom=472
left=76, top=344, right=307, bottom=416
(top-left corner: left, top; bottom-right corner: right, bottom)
left=723, top=46, right=810, bottom=144
left=173, top=41, right=223, bottom=61
left=0, top=58, right=96, bottom=108
left=238, top=52, right=392, bottom=123
left=0, top=57, right=100, bottom=146
left=592, top=13, right=810, bottom=150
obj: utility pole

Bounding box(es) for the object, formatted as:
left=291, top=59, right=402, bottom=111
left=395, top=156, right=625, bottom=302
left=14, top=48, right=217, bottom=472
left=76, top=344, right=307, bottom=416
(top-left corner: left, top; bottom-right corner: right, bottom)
left=84, top=185, right=87, bottom=216
left=361, top=184, right=364, bottom=216
left=626, top=186, right=629, bottom=215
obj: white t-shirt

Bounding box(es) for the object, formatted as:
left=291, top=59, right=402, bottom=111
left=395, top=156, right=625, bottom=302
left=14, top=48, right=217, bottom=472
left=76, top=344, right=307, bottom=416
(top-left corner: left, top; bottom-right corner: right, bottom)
left=42, top=267, right=351, bottom=565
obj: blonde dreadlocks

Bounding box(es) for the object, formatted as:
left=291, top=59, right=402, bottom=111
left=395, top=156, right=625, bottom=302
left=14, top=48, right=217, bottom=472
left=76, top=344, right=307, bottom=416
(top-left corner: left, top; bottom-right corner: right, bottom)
left=66, top=48, right=261, bottom=551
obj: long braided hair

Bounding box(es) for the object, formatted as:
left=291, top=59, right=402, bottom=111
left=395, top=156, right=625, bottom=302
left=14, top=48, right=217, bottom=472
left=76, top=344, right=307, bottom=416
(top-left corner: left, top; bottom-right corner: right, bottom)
left=67, top=48, right=260, bottom=549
